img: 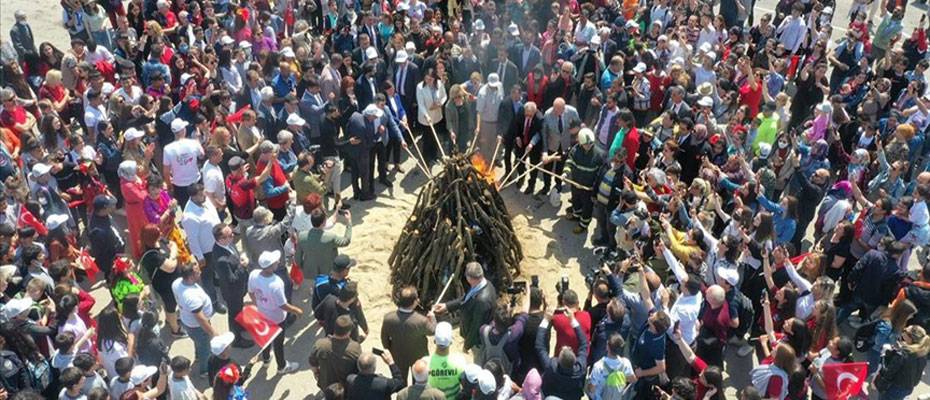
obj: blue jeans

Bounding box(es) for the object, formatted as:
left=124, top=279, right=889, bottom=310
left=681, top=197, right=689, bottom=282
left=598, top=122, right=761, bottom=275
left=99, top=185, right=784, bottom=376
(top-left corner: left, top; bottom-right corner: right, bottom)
left=879, top=385, right=913, bottom=400
left=185, top=325, right=211, bottom=375
left=836, top=299, right=874, bottom=326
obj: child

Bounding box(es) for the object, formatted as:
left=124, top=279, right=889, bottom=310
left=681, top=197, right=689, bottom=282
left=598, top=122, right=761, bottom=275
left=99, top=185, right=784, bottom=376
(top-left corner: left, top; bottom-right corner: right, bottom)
left=108, top=357, right=135, bottom=400
left=51, top=329, right=96, bottom=371
left=207, top=332, right=255, bottom=386
left=58, top=366, right=88, bottom=400
left=72, top=353, right=108, bottom=395
left=168, top=356, right=206, bottom=400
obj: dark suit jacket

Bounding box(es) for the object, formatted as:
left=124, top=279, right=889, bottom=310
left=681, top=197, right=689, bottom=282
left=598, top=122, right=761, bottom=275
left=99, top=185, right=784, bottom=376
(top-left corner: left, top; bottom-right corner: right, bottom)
left=344, top=112, right=375, bottom=160
left=389, top=61, right=420, bottom=102
left=446, top=282, right=497, bottom=351
left=485, top=59, right=521, bottom=93
left=346, top=365, right=405, bottom=400
left=593, top=105, right=623, bottom=149
left=510, top=43, right=542, bottom=76
left=356, top=75, right=378, bottom=110
left=508, top=112, right=543, bottom=149
left=498, top=99, right=522, bottom=142
left=88, top=214, right=125, bottom=275
left=211, top=244, right=247, bottom=289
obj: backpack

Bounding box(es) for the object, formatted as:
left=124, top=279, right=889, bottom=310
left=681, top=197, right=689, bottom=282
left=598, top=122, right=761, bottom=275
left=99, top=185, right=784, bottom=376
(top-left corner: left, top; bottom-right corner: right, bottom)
left=475, top=325, right=513, bottom=374
left=597, top=361, right=629, bottom=400
left=0, top=350, right=29, bottom=392
left=853, top=319, right=882, bottom=352
left=750, top=364, right=789, bottom=400
left=732, top=290, right=756, bottom=338
left=25, top=358, right=51, bottom=392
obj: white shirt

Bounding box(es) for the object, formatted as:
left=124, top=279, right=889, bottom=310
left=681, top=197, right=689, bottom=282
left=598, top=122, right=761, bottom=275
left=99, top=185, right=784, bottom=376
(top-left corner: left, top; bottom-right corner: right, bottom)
left=83, top=104, right=107, bottom=134
left=99, top=339, right=129, bottom=379
left=168, top=374, right=200, bottom=400
left=171, top=278, right=214, bottom=328
left=248, top=270, right=287, bottom=323
left=113, top=85, right=143, bottom=105
left=669, top=293, right=702, bottom=345
left=163, top=138, right=204, bottom=186
left=181, top=200, right=220, bottom=260
left=476, top=85, right=503, bottom=122
left=200, top=162, right=224, bottom=199
left=776, top=15, right=807, bottom=54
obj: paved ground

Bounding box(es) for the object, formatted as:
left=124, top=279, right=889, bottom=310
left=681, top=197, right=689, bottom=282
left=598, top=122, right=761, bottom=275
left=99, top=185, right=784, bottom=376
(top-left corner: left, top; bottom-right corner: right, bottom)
left=4, top=0, right=930, bottom=398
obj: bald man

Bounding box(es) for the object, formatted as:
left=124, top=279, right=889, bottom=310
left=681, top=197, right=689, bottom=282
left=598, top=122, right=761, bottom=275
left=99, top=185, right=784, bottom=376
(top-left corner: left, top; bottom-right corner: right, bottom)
left=395, top=359, right=446, bottom=400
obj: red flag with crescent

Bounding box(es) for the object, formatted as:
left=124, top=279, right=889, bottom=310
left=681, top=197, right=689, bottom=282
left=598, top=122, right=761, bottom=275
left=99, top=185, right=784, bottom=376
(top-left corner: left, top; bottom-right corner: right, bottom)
left=823, top=362, right=868, bottom=400
left=18, top=205, right=47, bottom=236
left=78, top=247, right=100, bottom=282
left=235, top=305, right=282, bottom=350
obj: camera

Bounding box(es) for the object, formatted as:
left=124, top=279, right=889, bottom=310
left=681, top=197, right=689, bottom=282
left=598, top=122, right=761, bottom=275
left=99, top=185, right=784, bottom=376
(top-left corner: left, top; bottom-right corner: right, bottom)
left=505, top=280, right=527, bottom=295
left=555, top=275, right=570, bottom=295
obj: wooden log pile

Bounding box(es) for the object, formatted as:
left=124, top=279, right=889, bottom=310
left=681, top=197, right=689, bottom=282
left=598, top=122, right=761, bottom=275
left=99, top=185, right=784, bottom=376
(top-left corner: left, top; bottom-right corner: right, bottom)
left=389, top=154, right=523, bottom=305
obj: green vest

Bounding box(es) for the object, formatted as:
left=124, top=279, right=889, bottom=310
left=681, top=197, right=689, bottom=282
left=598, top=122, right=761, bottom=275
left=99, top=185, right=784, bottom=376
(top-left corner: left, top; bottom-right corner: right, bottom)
left=427, top=353, right=463, bottom=399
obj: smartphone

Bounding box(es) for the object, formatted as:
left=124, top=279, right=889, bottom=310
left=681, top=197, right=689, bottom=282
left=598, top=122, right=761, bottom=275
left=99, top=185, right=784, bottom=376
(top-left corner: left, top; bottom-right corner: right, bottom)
left=674, top=321, right=681, bottom=332
left=372, top=348, right=384, bottom=356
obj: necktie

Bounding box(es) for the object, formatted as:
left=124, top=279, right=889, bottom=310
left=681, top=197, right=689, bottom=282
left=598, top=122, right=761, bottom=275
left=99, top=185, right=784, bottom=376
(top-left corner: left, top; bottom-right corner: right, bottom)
left=398, top=66, right=406, bottom=96
left=315, top=93, right=322, bottom=105
left=558, top=115, right=564, bottom=134
left=333, top=67, right=341, bottom=83
left=498, top=63, right=505, bottom=81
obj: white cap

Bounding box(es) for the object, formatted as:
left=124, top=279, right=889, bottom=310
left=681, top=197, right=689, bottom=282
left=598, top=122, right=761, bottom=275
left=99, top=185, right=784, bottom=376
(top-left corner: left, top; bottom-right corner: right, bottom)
left=220, top=36, right=235, bottom=45
left=365, top=47, right=379, bottom=60
left=280, top=47, right=296, bottom=58
left=463, top=363, right=482, bottom=383
left=179, top=73, right=193, bottom=86
left=705, top=51, right=717, bottom=60
left=473, top=19, right=485, bottom=31
left=717, top=267, right=739, bottom=286
left=239, top=40, right=253, bottom=49
left=486, top=73, right=502, bottom=88
left=2, top=298, right=32, bottom=320
left=130, top=365, right=158, bottom=386
left=394, top=50, right=408, bottom=63
left=258, top=250, right=282, bottom=269
left=758, top=142, right=772, bottom=158
left=508, top=23, right=520, bottom=36
left=632, top=62, right=647, bottom=73
left=396, top=1, right=410, bottom=11
left=477, top=369, right=496, bottom=394
left=171, top=118, right=189, bottom=133
left=434, top=321, right=453, bottom=347
left=697, top=96, right=713, bottom=107
left=286, top=113, right=306, bottom=126
left=578, top=128, right=594, bottom=145
left=362, top=104, right=384, bottom=118
left=405, top=42, right=416, bottom=52
left=31, top=163, right=51, bottom=176
left=210, top=332, right=236, bottom=356
left=699, top=42, right=713, bottom=53
left=46, top=214, right=70, bottom=230
left=625, top=20, right=639, bottom=29
left=124, top=127, right=144, bottom=141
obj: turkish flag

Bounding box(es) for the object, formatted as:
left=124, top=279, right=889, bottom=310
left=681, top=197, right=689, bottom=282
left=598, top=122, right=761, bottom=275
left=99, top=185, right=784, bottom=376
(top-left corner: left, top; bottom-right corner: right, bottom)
left=289, top=262, right=304, bottom=286
left=78, top=248, right=100, bottom=282
left=823, top=362, right=868, bottom=400
left=789, top=252, right=810, bottom=267
left=235, top=305, right=282, bottom=350
left=17, top=205, right=48, bottom=236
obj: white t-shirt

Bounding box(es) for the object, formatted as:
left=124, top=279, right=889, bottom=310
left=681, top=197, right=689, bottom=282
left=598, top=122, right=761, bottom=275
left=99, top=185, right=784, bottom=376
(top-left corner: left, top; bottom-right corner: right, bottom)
left=109, top=376, right=134, bottom=400
left=248, top=270, right=287, bottom=324
left=99, top=339, right=129, bottom=379
left=162, top=139, right=204, bottom=187
left=200, top=162, right=225, bottom=198
left=171, top=278, right=214, bottom=328
left=168, top=374, right=200, bottom=400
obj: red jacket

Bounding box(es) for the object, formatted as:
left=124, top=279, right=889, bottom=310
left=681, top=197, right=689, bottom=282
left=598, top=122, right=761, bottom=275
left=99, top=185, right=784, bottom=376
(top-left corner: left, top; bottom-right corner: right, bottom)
left=256, top=158, right=290, bottom=209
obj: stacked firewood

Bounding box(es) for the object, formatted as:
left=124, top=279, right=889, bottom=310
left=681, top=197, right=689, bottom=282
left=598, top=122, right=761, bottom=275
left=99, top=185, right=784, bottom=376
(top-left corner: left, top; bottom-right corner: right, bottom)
left=389, top=154, right=523, bottom=305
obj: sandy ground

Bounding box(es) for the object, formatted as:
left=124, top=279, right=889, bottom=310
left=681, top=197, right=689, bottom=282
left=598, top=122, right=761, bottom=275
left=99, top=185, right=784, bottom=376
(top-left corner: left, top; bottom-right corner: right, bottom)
left=4, top=0, right=930, bottom=398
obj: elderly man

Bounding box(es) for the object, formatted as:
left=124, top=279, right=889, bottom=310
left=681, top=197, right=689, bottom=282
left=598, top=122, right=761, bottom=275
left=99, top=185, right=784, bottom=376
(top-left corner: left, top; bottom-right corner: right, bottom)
left=255, top=141, right=291, bottom=220
left=346, top=351, right=405, bottom=399
left=182, top=184, right=224, bottom=313
left=244, top=206, right=295, bottom=299
left=433, top=262, right=498, bottom=352
left=9, top=11, right=36, bottom=64
left=396, top=359, right=445, bottom=400
left=533, top=98, right=581, bottom=195
left=475, top=73, right=504, bottom=161
left=345, top=107, right=380, bottom=201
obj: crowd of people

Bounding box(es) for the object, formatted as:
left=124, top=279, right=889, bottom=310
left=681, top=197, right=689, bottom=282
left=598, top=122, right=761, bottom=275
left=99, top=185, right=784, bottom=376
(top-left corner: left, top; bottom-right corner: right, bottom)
left=2, top=0, right=930, bottom=398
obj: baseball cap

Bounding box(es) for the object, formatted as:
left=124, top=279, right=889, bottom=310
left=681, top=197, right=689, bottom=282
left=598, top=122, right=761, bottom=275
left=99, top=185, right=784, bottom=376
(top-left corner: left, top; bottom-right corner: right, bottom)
left=2, top=298, right=32, bottom=320
left=123, top=127, right=144, bottom=141
left=170, top=118, right=189, bottom=133
left=463, top=364, right=482, bottom=383
left=477, top=369, right=496, bottom=394
left=333, top=255, right=356, bottom=271
left=717, top=267, right=739, bottom=286
left=93, top=194, right=117, bottom=209
left=365, top=47, right=378, bottom=60
left=46, top=214, right=70, bottom=230
left=130, top=365, right=158, bottom=386
left=286, top=113, right=306, bottom=126
left=362, top=104, right=384, bottom=118
left=228, top=156, right=247, bottom=169
left=210, top=332, right=236, bottom=356
left=30, top=163, right=51, bottom=176
left=434, top=321, right=453, bottom=347
left=258, top=250, right=281, bottom=269
left=394, top=50, right=408, bottom=63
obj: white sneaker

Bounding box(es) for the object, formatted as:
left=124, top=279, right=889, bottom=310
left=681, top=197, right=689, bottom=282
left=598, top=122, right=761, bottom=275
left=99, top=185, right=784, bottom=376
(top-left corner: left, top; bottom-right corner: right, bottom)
left=277, top=361, right=299, bottom=375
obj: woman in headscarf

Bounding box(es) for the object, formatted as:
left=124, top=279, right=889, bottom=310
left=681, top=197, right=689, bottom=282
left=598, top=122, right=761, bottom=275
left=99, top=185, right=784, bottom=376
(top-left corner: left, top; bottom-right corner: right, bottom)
left=118, top=160, right=148, bottom=258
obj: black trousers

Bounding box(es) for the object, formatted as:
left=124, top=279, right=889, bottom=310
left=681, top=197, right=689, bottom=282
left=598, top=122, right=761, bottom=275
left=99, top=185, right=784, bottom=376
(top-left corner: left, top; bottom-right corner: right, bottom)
left=261, top=321, right=287, bottom=369
left=173, top=183, right=192, bottom=209
left=201, top=251, right=220, bottom=305
left=570, top=187, right=595, bottom=226
left=523, top=145, right=543, bottom=190
left=220, top=281, right=247, bottom=339
left=347, top=152, right=372, bottom=197
left=369, top=142, right=388, bottom=182
left=385, top=137, right=403, bottom=166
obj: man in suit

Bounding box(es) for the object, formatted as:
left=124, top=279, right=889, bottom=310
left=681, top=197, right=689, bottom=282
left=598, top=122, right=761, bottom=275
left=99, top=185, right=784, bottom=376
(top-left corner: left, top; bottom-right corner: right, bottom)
left=360, top=12, right=382, bottom=54
left=255, top=86, right=280, bottom=135
left=489, top=47, right=520, bottom=96
left=595, top=27, right=619, bottom=64
left=274, top=94, right=301, bottom=142
left=499, top=85, right=522, bottom=169
left=370, top=100, right=398, bottom=187
left=346, top=351, right=405, bottom=399
left=320, top=53, right=344, bottom=101
left=9, top=11, right=36, bottom=64
left=356, top=63, right=379, bottom=111
left=433, top=262, right=498, bottom=352
left=666, top=85, right=693, bottom=120
left=511, top=31, right=542, bottom=76
left=211, top=223, right=254, bottom=348
left=299, top=77, right=333, bottom=142
left=511, top=102, right=543, bottom=193
left=390, top=50, right=420, bottom=131
left=344, top=107, right=380, bottom=200
left=295, top=207, right=352, bottom=279
left=535, top=98, right=581, bottom=194
left=352, top=33, right=374, bottom=66
left=238, top=70, right=265, bottom=111
left=381, top=286, right=436, bottom=383
left=381, top=83, right=409, bottom=173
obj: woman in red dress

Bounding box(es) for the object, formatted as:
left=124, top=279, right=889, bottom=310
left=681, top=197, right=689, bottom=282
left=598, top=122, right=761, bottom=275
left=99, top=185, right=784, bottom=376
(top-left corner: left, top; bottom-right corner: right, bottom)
left=118, top=159, right=148, bottom=259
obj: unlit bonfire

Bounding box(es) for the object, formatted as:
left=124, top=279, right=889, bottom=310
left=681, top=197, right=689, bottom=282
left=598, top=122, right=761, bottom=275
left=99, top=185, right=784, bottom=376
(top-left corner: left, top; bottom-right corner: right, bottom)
left=389, top=154, right=523, bottom=306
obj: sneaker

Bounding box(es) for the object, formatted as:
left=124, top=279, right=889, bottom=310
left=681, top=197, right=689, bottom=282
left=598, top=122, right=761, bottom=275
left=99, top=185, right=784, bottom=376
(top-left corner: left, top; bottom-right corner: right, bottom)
left=213, top=303, right=228, bottom=314
left=278, top=361, right=299, bottom=375
left=261, top=355, right=271, bottom=365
